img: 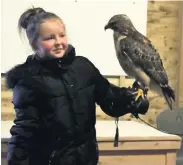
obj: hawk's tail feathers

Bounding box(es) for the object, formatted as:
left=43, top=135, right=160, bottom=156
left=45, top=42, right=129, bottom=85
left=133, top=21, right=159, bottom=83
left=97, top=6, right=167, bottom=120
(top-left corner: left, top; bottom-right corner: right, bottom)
left=161, top=85, right=175, bottom=110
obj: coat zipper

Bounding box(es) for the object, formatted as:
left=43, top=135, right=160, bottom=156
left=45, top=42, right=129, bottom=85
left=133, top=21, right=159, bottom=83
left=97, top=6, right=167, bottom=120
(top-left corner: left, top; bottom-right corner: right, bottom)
left=48, top=74, right=77, bottom=165
left=48, top=150, right=56, bottom=165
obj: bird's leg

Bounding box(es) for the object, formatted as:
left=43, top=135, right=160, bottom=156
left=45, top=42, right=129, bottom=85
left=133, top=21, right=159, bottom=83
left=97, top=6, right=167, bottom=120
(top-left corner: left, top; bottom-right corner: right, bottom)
left=132, top=81, right=148, bottom=101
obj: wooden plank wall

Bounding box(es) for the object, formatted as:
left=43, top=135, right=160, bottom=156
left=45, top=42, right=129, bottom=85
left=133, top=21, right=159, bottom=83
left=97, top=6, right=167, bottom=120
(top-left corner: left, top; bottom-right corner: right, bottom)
left=176, top=1, right=183, bottom=107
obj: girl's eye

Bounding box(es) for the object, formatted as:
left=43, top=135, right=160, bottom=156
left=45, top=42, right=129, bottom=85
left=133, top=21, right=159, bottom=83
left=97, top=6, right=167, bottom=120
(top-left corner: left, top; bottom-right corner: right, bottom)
left=44, top=36, right=54, bottom=40
left=60, top=34, right=65, bottom=38
left=44, top=37, right=52, bottom=40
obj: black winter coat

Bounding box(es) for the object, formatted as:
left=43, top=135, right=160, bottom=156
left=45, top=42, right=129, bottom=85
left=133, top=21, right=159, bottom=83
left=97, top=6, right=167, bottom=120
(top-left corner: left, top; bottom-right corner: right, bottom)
left=6, top=45, right=135, bottom=165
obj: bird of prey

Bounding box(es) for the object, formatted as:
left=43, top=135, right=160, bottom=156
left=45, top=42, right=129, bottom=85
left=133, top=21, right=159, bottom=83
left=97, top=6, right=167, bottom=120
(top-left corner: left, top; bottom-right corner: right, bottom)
left=104, top=14, right=175, bottom=110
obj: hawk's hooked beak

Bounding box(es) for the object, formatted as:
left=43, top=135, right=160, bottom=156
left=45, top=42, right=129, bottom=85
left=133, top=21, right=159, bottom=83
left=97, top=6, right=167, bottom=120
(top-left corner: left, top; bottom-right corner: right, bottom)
left=104, top=24, right=110, bottom=31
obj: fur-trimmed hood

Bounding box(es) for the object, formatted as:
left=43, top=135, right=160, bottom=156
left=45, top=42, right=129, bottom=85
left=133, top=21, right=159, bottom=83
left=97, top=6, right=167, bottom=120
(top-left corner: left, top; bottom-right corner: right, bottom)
left=5, top=45, right=76, bottom=89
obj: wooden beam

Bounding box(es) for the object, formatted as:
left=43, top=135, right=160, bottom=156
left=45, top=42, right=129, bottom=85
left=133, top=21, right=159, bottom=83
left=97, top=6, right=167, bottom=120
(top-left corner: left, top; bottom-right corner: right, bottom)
left=176, top=1, right=183, bottom=107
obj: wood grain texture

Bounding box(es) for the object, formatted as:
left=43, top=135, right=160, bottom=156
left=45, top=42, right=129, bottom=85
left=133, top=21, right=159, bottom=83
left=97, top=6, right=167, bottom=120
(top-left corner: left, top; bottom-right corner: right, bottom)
left=176, top=1, right=183, bottom=107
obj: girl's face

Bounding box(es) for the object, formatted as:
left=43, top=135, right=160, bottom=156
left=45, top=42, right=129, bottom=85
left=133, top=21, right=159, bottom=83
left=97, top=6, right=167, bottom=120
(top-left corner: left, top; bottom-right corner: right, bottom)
left=36, top=18, right=68, bottom=58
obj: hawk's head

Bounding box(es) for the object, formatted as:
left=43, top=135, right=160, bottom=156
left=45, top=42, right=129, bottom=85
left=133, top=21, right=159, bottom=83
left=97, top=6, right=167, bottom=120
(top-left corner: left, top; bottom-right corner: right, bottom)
left=104, top=14, right=135, bottom=35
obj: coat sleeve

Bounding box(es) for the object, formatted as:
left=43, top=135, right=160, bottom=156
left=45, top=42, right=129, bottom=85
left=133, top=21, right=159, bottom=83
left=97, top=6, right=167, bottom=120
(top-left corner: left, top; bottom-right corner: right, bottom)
left=7, top=84, right=41, bottom=165
left=82, top=57, right=134, bottom=117
left=93, top=70, right=132, bottom=117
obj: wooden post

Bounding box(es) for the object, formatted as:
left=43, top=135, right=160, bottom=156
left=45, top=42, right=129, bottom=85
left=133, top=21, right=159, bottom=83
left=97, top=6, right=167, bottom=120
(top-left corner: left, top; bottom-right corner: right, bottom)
left=119, top=76, right=126, bottom=87
left=176, top=1, right=183, bottom=107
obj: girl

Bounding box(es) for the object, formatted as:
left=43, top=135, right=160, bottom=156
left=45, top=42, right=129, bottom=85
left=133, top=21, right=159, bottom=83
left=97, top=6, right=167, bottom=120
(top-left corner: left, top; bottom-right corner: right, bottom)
left=6, top=7, right=149, bottom=165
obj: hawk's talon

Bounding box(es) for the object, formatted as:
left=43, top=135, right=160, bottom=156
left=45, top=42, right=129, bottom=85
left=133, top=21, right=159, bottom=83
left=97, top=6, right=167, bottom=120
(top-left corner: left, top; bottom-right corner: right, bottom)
left=133, top=89, right=144, bottom=101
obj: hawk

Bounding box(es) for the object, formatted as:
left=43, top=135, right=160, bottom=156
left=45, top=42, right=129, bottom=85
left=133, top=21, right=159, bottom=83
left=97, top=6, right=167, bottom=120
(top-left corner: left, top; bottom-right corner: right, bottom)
left=104, top=14, right=175, bottom=110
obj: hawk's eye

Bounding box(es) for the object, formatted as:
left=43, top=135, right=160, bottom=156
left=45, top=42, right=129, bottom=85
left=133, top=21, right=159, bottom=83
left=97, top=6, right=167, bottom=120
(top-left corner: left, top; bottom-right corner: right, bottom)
left=109, top=21, right=116, bottom=26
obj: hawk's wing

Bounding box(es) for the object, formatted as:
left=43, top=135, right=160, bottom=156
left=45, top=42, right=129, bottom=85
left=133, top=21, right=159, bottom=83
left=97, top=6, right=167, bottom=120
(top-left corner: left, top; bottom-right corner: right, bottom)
left=119, top=37, right=168, bottom=86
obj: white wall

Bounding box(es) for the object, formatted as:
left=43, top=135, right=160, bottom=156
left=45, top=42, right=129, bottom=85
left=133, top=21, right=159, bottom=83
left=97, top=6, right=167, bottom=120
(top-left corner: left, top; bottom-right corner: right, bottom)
left=1, top=0, right=148, bottom=75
